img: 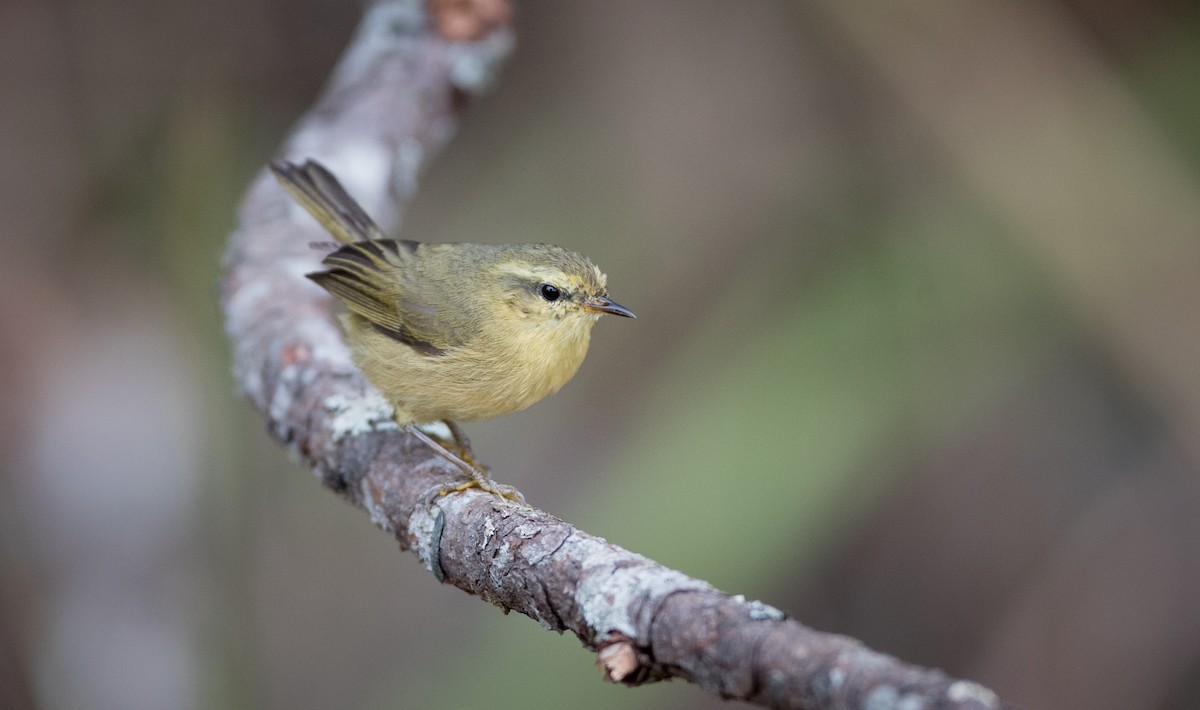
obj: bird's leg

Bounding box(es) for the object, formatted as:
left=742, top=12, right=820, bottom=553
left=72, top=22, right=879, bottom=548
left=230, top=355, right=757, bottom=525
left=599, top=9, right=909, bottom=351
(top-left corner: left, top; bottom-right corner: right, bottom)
left=441, top=419, right=482, bottom=463
left=413, top=420, right=475, bottom=460
left=404, top=424, right=525, bottom=504
left=443, top=419, right=471, bottom=450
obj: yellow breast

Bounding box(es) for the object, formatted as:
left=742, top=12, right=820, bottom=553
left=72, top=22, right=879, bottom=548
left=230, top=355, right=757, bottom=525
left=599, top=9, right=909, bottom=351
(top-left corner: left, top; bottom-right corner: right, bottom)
left=344, top=312, right=597, bottom=424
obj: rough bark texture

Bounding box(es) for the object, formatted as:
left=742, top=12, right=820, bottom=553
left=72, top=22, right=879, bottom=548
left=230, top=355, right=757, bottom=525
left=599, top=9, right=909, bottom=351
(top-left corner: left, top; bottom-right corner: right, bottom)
left=219, top=1, right=1003, bottom=708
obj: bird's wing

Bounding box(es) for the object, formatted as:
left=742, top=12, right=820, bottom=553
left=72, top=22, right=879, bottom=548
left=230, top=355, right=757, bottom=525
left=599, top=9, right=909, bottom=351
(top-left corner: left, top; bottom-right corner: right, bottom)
left=308, top=240, right=470, bottom=354
left=271, top=159, right=473, bottom=354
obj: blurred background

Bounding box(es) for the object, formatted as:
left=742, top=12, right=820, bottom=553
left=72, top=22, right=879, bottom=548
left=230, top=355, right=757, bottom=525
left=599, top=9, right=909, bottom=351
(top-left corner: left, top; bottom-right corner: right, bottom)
left=3, top=1, right=1200, bottom=708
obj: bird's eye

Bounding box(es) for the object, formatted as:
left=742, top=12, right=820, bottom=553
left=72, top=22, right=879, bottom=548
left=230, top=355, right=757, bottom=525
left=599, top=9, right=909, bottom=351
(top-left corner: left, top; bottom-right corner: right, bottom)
left=538, top=283, right=562, bottom=302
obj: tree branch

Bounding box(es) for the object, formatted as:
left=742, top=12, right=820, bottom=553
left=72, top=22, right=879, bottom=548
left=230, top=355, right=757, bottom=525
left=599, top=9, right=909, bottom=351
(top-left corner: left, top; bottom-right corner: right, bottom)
left=219, top=2, right=1003, bottom=708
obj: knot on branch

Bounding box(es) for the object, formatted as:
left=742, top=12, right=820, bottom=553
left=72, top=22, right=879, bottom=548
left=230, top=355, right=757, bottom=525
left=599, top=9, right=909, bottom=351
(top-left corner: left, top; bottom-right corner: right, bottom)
left=428, top=0, right=512, bottom=41
left=596, top=634, right=670, bottom=686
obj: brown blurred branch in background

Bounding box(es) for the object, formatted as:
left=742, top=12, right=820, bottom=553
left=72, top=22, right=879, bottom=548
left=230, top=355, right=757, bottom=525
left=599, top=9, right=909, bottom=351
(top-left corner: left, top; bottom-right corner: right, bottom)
left=219, top=1, right=1001, bottom=708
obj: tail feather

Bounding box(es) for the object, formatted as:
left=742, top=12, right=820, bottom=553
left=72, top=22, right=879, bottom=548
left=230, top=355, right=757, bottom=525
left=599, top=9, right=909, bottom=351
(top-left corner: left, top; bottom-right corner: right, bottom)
left=270, top=160, right=387, bottom=244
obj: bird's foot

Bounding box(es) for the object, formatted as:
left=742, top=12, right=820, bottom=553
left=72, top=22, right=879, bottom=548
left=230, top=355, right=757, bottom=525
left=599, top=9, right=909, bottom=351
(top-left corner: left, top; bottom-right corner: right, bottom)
left=439, top=476, right=525, bottom=504
left=405, top=423, right=525, bottom=504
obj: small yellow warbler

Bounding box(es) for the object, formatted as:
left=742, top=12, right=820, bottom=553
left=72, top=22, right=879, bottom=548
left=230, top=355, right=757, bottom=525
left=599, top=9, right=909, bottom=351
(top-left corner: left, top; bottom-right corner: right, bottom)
left=271, top=160, right=634, bottom=500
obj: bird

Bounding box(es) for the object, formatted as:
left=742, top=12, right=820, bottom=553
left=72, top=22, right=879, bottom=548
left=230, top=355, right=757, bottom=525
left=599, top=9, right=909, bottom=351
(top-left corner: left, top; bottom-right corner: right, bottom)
left=271, top=159, right=634, bottom=501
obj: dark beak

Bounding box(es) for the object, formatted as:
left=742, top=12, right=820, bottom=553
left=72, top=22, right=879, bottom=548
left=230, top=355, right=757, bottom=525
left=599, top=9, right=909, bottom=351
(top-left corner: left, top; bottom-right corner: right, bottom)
left=583, top=295, right=636, bottom=318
